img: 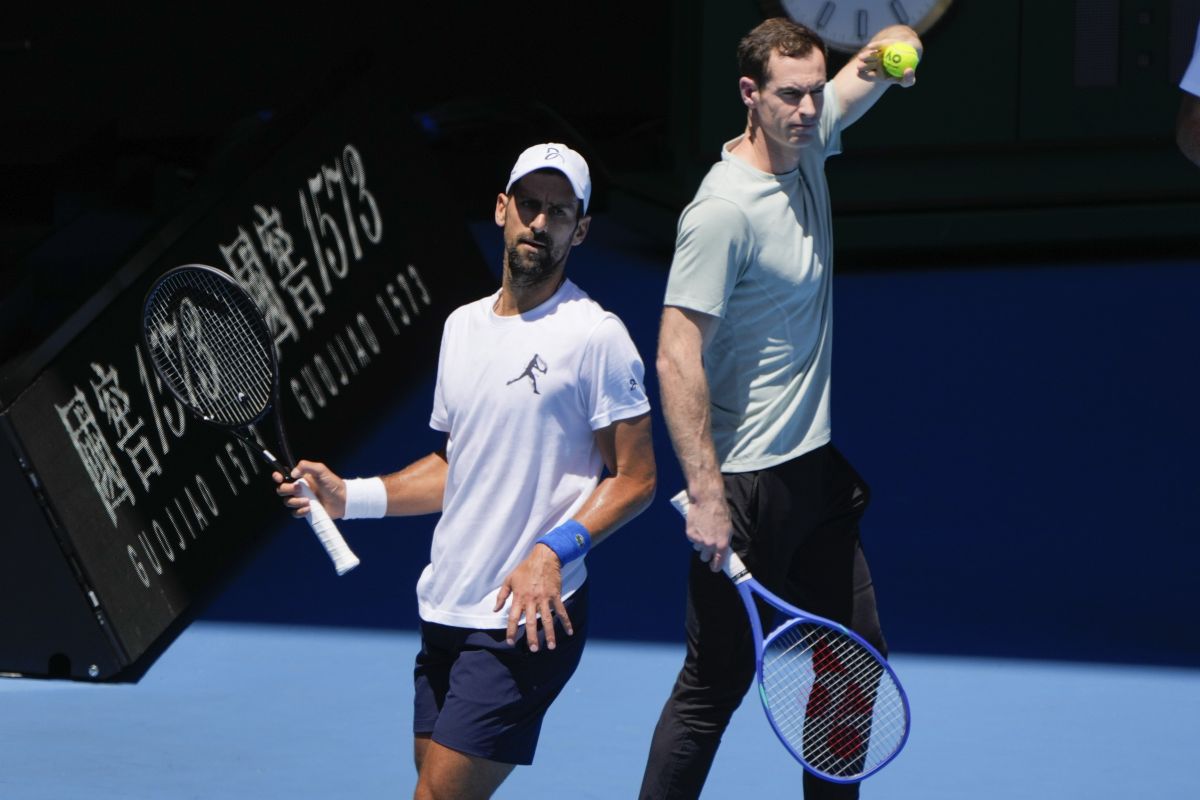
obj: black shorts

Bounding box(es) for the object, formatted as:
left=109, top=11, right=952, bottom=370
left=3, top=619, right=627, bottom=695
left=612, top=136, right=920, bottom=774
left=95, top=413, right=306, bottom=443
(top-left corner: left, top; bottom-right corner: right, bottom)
left=412, top=582, right=589, bottom=765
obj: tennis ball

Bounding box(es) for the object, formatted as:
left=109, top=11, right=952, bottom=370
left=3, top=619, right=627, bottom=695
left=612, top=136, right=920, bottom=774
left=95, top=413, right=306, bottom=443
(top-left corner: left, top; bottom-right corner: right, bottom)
left=880, top=43, right=919, bottom=78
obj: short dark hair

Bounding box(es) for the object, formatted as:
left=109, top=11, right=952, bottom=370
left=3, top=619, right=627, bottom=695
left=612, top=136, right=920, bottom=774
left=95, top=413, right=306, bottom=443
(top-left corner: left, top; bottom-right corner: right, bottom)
left=737, top=17, right=829, bottom=88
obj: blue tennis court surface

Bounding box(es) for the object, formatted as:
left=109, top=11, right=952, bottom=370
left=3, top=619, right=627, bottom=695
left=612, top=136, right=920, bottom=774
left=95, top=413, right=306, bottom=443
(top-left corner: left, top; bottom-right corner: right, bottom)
left=2, top=622, right=1196, bottom=799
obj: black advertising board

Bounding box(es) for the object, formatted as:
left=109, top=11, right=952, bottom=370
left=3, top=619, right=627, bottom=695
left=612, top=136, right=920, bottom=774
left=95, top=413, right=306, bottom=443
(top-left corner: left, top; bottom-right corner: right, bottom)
left=0, top=66, right=495, bottom=681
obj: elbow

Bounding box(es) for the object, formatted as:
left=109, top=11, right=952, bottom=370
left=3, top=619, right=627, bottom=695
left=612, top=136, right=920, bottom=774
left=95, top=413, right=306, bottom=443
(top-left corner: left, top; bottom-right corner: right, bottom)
left=655, top=351, right=674, bottom=387
left=639, top=431, right=659, bottom=511
left=627, top=463, right=657, bottom=520
left=641, top=471, right=658, bottom=514
left=655, top=351, right=687, bottom=403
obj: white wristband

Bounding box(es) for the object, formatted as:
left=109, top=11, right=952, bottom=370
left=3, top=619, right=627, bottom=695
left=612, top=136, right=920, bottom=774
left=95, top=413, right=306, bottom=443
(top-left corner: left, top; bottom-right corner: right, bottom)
left=342, top=477, right=388, bottom=520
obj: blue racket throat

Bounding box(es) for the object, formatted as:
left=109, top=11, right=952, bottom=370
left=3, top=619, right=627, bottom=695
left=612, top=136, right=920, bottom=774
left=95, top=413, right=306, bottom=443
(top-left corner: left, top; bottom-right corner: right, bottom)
left=672, top=491, right=910, bottom=783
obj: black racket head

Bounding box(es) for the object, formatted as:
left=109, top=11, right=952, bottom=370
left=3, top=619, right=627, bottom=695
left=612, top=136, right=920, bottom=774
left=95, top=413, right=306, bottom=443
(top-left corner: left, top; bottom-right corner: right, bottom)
left=759, top=618, right=909, bottom=782
left=141, top=264, right=277, bottom=428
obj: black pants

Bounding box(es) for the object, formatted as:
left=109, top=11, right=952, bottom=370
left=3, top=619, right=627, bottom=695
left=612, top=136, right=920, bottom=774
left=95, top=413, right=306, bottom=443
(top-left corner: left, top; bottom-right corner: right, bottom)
left=639, top=444, right=887, bottom=800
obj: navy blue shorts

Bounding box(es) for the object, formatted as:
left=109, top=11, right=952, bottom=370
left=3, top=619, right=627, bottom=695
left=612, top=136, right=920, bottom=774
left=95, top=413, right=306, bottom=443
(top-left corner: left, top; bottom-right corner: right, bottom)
left=412, top=582, right=589, bottom=765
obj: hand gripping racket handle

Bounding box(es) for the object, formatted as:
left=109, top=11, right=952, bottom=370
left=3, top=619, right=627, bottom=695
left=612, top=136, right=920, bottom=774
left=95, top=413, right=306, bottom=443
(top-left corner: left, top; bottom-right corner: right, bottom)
left=668, top=489, right=749, bottom=583
left=296, top=478, right=360, bottom=575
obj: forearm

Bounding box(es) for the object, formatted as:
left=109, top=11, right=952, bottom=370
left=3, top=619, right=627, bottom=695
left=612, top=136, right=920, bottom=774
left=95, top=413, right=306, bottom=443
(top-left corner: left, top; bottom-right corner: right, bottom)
left=834, top=25, right=923, bottom=126
left=573, top=413, right=656, bottom=545
left=380, top=450, right=448, bottom=516
left=574, top=473, right=654, bottom=544
left=657, top=344, right=724, bottom=504
left=514, top=413, right=654, bottom=601
left=654, top=307, right=733, bottom=566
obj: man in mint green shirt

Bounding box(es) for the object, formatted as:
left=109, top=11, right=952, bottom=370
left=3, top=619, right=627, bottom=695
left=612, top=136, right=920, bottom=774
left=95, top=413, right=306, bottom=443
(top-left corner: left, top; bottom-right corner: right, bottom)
left=640, top=17, right=923, bottom=800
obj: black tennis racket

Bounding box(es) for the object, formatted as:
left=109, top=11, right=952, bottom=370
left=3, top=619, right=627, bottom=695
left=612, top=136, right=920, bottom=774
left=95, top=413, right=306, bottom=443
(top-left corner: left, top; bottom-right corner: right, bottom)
left=670, top=491, right=908, bottom=782
left=141, top=264, right=360, bottom=575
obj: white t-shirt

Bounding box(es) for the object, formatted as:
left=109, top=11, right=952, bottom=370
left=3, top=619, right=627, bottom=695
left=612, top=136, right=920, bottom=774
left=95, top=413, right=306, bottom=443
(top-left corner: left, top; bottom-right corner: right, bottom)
left=663, top=83, right=843, bottom=472
left=419, top=279, right=650, bottom=628
left=1183, top=21, right=1200, bottom=96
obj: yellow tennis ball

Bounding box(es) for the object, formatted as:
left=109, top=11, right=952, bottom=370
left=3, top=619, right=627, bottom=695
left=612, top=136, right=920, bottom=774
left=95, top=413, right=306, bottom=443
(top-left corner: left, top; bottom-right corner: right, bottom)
left=881, top=43, right=920, bottom=78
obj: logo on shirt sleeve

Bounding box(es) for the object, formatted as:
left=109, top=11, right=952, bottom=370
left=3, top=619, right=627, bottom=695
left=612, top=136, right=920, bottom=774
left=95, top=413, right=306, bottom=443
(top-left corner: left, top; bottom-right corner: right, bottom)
left=507, top=354, right=548, bottom=394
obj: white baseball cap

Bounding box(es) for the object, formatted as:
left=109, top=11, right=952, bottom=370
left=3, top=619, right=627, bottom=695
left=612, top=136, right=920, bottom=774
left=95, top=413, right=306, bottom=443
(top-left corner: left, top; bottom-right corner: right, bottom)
left=505, top=142, right=592, bottom=214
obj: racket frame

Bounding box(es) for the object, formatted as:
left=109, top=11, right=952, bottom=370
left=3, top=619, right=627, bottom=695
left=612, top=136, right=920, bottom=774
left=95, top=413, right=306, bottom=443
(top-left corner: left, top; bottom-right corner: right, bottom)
left=671, top=491, right=910, bottom=783
left=141, top=264, right=360, bottom=575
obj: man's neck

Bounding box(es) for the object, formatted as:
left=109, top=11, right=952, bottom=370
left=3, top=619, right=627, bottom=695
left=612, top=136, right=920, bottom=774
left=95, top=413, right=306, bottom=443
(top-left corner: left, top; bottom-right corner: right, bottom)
left=494, top=271, right=566, bottom=316
left=730, top=125, right=801, bottom=175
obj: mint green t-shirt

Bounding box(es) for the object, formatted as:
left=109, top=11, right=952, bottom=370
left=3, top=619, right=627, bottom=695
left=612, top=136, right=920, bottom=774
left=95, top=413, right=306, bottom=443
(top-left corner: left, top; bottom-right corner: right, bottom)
left=663, top=85, right=843, bottom=472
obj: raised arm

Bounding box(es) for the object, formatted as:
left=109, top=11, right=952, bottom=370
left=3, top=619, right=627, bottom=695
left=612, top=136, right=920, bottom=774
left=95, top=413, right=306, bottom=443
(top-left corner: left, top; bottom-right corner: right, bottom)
left=831, top=25, right=923, bottom=129
left=657, top=304, right=732, bottom=572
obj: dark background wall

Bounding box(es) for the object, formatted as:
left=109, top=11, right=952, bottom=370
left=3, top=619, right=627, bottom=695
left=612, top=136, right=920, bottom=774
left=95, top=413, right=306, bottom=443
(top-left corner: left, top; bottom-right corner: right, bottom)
left=6, top=1, right=1198, bottom=286
left=3, top=1, right=1199, bottom=671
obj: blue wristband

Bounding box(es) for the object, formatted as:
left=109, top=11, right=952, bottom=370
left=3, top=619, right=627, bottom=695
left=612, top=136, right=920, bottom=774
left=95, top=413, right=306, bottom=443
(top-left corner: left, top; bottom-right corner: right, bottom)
left=536, top=519, right=592, bottom=566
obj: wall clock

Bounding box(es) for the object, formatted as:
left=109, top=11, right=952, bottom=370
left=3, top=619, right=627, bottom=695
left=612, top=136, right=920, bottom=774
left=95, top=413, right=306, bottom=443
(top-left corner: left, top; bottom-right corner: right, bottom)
left=767, top=0, right=955, bottom=53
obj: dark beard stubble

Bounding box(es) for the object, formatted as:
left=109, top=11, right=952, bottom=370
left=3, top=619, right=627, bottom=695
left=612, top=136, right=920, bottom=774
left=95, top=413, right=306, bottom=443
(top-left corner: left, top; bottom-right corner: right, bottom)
left=505, top=240, right=564, bottom=289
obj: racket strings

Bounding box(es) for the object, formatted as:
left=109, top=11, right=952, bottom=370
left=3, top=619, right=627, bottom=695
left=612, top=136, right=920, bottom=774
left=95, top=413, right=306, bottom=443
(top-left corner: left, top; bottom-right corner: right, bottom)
left=760, top=621, right=906, bottom=779
left=145, top=269, right=275, bottom=427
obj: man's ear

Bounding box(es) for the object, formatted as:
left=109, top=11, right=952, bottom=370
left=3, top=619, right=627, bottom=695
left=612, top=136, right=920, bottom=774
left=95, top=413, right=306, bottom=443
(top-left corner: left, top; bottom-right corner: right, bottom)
left=494, top=192, right=509, bottom=227
left=571, top=215, right=591, bottom=247
left=738, top=77, right=758, bottom=109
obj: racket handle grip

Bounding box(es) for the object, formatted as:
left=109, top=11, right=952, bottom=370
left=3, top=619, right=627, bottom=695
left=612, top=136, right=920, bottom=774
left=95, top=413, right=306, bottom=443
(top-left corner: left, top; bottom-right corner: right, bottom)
left=669, top=489, right=746, bottom=581
left=296, top=479, right=361, bottom=575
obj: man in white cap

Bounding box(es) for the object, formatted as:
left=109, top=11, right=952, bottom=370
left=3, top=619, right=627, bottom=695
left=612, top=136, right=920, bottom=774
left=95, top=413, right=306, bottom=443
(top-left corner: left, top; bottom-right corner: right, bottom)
left=275, top=143, right=656, bottom=799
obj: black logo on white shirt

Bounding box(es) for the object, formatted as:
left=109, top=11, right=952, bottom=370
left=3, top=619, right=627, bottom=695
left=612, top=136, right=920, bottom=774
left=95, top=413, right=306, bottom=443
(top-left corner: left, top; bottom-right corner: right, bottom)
left=507, top=354, right=548, bottom=394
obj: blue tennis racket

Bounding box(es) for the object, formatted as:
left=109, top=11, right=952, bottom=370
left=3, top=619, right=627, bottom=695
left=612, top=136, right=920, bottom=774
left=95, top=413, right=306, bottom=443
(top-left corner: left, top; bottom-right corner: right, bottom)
left=670, top=491, right=910, bottom=782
